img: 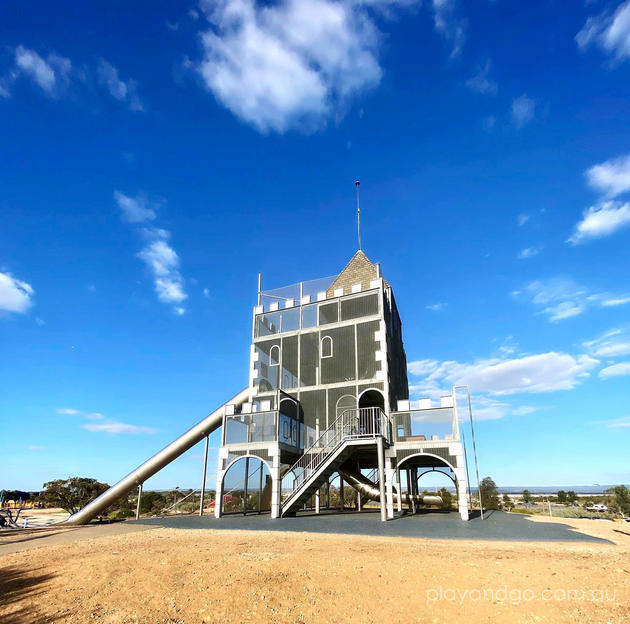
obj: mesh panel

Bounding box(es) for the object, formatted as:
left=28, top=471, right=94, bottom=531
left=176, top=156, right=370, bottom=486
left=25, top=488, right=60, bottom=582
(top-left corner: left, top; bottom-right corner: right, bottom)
left=357, top=320, right=380, bottom=380
left=299, top=332, right=318, bottom=387
left=340, top=293, right=379, bottom=321
left=249, top=449, right=271, bottom=461
left=327, top=385, right=356, bottom=428
left=358, top=381, right=383, bottom=394
left=281, top=335, right=298, bottom=389
left=298, top=389, right=326, bottom=430
left=320, top=326, right=356, bottom=384
left=255, top=339, right=280, bottom=392
left=319, top=301, right=339, bottom=325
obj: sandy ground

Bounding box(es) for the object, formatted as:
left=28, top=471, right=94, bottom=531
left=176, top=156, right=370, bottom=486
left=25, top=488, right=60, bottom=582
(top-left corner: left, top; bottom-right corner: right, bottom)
left=1, top=516, right=629, bottom=623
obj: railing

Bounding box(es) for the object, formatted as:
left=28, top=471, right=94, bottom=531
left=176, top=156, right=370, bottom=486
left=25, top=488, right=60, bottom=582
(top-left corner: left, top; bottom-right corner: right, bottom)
left=281, top=407, right=390, bottom=505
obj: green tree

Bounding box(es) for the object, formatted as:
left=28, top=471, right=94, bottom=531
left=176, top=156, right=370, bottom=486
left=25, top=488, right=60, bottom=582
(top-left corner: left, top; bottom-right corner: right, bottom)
left=479, top=477, right=500, bottom=510
left=502, top=493, right=514, bottom=511
left=139, top=491, right=167, bottom=515
left=39, top=477, right=109, bottom=515
left=566, top=491, right=578, bottom=504
left=439, top=487, right=453, bottom=510
left=557, top=490, right=567, bottom=504
left=522, top=489, right=532, bottom=503
left=606, top=485, right=630, bottom=516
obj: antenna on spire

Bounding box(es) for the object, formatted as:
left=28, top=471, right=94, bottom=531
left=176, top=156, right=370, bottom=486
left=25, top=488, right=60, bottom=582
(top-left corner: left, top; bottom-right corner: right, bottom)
left=355, top=180, right=361, bottom=250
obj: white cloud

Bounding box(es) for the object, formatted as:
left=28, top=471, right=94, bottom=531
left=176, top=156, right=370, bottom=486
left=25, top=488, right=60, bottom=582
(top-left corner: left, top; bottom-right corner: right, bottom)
left=13, top=46, right=72, bottom=95
left=114, top=190, right=157, bottom=223
left=195, top=0, right=419, bottom=133
left=203, top=288, right=210, bottom=298
left=466, top=60, right=497, bottom=95
left=568, top=200, right=630, bottom=244
left=408, top=351, right=598, bottom=396
left=481, top=114, right=496, bottom=131
left=600, top=362, right=630, bottom=378
left=513, top=277, right=630, bottom=322
left=408, top=359, right=440, bottom=377
left=56, top=408, right=81, bottom=415
left=517, top=213, right=530, bottom=227
left=586, top=153, right=630, bottom=198
left=0, top=271, right=34, bottom=313
left=518, top=246, right=541, bottom=259
left=576, top=0, right=630, bottom=64
left=432, top=0, right=466, bottom=58
left=28, top=445, right=45, bottom=451
left=597, top=415, right=630, bottom=429
left=97, top=60, right=143, bottom=111
left=510, top=94, right=536, bottom=128
left=426, top=303, right=446, bottom=311
left=116, top=191, right=189, bottom=314
left=137, top=231, right=188, bottom=311
left=83, top=421, right=157, bottom=435
left=84, top=412, right=105, bottom=420
left=584, top=328, right=630, bottom=358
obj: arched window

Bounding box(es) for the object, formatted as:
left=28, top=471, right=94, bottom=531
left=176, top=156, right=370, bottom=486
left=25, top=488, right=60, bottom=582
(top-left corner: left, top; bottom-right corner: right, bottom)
left=321, top=335, right=333, bottom=358
left=269, top=345, right=280, bottom=366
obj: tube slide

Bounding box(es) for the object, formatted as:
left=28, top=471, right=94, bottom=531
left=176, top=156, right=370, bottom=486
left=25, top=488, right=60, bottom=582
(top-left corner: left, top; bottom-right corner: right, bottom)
left=63, top=387, right=250, bottom=525
left=338, top=462, right=443, bottom=507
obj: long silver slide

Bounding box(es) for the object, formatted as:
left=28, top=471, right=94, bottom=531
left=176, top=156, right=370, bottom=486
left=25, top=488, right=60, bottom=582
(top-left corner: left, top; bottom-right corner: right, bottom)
left=64, top=387, right=250, bottom=525
left=338, top=463, right=442, bottom=506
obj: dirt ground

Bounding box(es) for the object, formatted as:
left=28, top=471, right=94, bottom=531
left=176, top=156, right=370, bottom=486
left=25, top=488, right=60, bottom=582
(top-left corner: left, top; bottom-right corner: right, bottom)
left=1, top=516, right=629, bottom=623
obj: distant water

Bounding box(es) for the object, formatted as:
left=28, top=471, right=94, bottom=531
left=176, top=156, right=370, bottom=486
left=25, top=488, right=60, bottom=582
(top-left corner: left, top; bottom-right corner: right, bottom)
left=433, top=484, right=629, bottom=495
left=497, top=485, right=629, bottom=495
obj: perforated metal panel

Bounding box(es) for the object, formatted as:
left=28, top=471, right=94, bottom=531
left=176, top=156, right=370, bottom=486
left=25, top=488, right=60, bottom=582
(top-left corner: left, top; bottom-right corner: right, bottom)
left=254, top=339, right=280, bottom=392
left=319, top=301, right=338, bottom=325
left=298, top=389, right=326, bottom=430
left=299, top=332, right=318, bottom=386
left=249, top=448, right=271, bottom=462
left=396, top=447, right=457, bottom=468
left=320, top=326, right=355, bottom=384
left=357, top=320, right=380, bottom=380
left=340, top=293, right=379, bottom=321
left=327, top=385, right=355, bottom=428
left=281, top=335, right=298, bottom=389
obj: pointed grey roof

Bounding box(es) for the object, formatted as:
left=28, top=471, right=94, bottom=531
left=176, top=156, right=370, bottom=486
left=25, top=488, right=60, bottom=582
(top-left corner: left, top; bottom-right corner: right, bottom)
left=326, top=250, right=388, bottom=298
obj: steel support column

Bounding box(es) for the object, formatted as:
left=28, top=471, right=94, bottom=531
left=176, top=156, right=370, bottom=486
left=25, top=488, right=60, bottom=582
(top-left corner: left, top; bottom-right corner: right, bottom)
left=377, top=436, right=386, bottom=522
left=135, top=484, right=142, bottom=520
left=199, top=436, right=209, bottom=516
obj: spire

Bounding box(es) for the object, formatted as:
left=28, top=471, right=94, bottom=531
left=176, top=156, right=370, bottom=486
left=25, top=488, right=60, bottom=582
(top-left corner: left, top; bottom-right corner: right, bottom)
left=355, top=180, right=361, bottom=251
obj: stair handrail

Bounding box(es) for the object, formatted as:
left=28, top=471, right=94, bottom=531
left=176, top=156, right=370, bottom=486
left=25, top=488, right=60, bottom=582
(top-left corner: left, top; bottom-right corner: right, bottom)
left=281, top=407, right=389, bottom=506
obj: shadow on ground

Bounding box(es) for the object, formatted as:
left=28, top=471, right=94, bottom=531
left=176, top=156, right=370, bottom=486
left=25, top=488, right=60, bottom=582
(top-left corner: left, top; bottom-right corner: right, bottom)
left=135, top=510, right=613, bottom=543
left=0, top=566, right=61, bottom=624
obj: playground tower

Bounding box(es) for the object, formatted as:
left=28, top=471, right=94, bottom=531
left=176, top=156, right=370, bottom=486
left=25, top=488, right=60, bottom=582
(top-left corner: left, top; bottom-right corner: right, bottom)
left=215, top=251, right=470, bottom=521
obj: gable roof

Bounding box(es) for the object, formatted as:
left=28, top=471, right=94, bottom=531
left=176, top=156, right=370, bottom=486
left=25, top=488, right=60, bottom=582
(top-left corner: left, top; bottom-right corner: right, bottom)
left=326, top=250, right=388, bottom=298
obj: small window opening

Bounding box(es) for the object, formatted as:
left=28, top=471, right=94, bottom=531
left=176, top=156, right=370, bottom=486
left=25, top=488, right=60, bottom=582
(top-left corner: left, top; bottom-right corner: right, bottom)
left=270, top=345, right=280, bottom=366
left=321, top=336, right=333, bottom=358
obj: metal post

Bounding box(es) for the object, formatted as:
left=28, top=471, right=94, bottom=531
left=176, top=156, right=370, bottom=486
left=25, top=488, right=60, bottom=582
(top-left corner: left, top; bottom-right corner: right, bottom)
left=257, top=273, right=261, bottom=306
left=465, top=388, right=484, bottom=520
left=315, top=419, right=320, bottom=514
left=243, top=456, right=249, bottom=516
left=407, top=468, right=415, bottom=514
left=355, top=180, right=361, bottom=250
left=199, top=436, right=209, bottom=516
left=396, top=467, right=402, bottom=513
left=258, top=461, right=263, bottom=514
left=135, top=484, right=142, bottom=520
left=377, top=436, right=386, bottom=522
left=339, top=475, right=344, bottom=512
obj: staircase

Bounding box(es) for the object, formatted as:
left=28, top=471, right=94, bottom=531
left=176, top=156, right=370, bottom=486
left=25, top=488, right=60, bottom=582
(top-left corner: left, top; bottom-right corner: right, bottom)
left=281, top=407, right=390, bottom=516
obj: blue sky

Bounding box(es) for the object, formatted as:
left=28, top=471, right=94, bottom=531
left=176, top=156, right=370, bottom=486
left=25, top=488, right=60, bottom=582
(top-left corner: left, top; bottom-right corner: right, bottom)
left=2, top=0, right=630, bottom=491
